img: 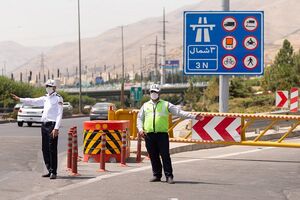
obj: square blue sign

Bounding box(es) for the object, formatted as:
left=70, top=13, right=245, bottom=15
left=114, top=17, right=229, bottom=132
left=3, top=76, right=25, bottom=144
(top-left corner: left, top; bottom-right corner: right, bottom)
left=184, top=11, right=264, bottom=75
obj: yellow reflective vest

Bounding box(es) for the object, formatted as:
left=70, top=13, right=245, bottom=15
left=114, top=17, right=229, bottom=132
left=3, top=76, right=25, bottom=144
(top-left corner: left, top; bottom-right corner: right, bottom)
left=143, top=100, right=169, bottom=133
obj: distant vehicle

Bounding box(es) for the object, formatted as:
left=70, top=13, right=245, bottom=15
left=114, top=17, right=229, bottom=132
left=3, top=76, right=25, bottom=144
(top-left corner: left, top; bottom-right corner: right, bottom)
left=84, top=105, right=92, bottom=110
left=95, top=77, right=104, bottom=85
left=63, top=102, right=73, bottom=116
left=83, top=105, right=92, bottom=113
left=17, top=105, right=43, bottom=127
left=90, top=102, right=116, bottom=120
left=14, top=103, right=23, bottom=112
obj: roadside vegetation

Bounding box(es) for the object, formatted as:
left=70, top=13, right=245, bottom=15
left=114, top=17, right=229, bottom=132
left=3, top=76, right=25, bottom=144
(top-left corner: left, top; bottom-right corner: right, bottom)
left=0, top=78, right=96, bottom=115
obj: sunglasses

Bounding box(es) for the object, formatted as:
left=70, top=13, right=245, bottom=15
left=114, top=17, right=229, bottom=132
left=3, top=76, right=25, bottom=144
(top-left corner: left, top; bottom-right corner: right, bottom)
left=46, top=85, right=53, bottom=88
left=150, top=91, right=158, bottom=93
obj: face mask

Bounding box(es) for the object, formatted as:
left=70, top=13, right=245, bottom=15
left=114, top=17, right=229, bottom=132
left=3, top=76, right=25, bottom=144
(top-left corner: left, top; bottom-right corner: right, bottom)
left=150, top=92, right=159, bottom=100
left=46, top=87, right=54, bottom=94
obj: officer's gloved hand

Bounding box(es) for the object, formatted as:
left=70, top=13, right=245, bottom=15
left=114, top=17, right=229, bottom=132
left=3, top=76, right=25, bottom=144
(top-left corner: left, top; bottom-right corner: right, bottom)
left=196, top=114, right=204, bottom=121
left=138, top=130, right=146, bottom=139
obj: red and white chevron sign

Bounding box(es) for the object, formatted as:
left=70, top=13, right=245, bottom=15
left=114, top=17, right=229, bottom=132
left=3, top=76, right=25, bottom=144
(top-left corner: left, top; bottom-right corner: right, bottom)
left=192, top=116, right=241, bottom=142
left=275, top=90, right=288, bottom=108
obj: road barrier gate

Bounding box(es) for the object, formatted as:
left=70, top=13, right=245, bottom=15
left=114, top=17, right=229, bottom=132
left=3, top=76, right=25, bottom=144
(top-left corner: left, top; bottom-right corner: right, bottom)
left=109, top=109, right=300, bottom=148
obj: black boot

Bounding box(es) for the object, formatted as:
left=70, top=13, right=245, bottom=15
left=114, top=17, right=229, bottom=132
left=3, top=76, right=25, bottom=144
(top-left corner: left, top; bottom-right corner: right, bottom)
left=41, top=173, right=50, bottom=178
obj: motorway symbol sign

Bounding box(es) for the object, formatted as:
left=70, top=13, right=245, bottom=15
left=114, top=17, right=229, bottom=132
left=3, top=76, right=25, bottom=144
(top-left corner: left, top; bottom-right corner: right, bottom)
left=184, top=11, right=264, bottom=75
left=276, top=91, right=288, bottom=108
left=192, top=116, right=241, bottom=142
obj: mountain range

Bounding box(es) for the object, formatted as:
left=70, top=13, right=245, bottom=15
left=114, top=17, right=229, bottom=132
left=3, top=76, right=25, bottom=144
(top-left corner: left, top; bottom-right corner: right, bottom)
left=1, top=0, right=300, bottom=81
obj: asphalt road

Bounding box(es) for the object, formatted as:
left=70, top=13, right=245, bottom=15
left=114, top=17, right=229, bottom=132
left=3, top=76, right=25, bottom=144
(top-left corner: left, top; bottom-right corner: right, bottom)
left=46, top=141, right=300, bottom=200
left=0, top=119, right=300, bottom=200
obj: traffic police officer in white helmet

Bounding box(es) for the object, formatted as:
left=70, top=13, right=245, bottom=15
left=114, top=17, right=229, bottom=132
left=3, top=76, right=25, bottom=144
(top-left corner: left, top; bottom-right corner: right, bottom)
left=11, top=79, right=63, bottom=179
left=137, top=83, right=203, bottom=184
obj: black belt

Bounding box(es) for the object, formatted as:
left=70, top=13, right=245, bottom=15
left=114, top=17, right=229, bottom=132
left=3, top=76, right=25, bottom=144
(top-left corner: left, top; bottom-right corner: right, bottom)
left=147, top=132, right=168, bottom=134
left=42, top=121, right=56, bottom=126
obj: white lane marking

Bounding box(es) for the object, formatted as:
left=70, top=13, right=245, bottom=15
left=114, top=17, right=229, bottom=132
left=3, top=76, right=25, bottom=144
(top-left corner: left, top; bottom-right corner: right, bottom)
left=20, top=147, right=273, bottom=200
left=0, top=171, right=21, bottom=183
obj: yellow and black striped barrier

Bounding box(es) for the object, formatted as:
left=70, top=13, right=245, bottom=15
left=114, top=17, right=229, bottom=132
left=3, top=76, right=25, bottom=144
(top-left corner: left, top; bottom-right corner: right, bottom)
left=83, top=120, right=130, bottom=163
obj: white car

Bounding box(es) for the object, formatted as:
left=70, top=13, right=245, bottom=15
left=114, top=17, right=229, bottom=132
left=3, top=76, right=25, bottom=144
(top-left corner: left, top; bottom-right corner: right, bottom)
left=17, top=105, right=43, bottom=127
left=63, top=102, right=73, bottom=116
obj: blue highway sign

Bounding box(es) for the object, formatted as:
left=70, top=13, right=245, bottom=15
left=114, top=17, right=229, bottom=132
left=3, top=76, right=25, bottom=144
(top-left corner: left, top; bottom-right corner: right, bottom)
left=163, top=60, right=180, bottom=69
left=184, top=11, right=264, bottom=75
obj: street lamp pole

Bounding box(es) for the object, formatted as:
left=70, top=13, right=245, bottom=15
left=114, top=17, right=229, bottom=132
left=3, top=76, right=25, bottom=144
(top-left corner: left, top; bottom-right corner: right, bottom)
left=121, top=26, right=125, bottom=108
left=77, top=0, right=82, bottom=113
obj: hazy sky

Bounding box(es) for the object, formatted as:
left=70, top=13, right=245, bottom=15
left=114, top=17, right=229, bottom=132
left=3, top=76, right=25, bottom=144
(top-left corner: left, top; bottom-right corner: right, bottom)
left=0, top=0, right=200, bottom=47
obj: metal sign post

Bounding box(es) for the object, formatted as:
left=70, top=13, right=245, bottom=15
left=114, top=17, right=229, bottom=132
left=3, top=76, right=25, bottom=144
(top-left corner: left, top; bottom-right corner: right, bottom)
left=221, top=0, right=230, bottom=113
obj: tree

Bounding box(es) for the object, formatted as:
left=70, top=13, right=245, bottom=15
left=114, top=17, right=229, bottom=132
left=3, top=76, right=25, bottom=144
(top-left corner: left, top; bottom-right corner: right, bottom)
left=204, top=76, right=219, bottom=103
left=184, top=79, right=201, bottom=111
left=262, top=39, right=299, bottom=92
left=229, top=77, right=253, bottom=98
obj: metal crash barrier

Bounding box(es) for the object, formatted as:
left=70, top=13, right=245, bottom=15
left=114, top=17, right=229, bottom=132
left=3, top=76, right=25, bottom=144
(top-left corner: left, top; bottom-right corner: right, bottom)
left=109, top=108, right=300, bottom=148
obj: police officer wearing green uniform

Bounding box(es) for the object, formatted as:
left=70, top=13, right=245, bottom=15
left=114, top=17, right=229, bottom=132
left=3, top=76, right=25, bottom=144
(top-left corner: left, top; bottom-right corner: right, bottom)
left=137, top=84, right=203, bottom=184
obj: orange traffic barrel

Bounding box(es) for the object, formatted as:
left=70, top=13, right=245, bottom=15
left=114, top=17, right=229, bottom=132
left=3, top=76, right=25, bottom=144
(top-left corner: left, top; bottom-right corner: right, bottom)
left=83, top=120, right=130, bottom=163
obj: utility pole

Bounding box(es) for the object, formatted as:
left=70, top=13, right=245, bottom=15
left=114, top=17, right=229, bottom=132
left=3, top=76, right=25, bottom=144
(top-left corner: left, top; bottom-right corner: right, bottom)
left=3, top=61, right=6, bottom=77
left=161, top=7, right=167, bottom=85
left=121, top=26, right=125, bottom=108
left=219, top=0, right=230, bottom=113
left=77, top=0, right=83, bottom=113
left=40, top=53, right=45, bottom=84
left=154, top=36, right=158, bottom=83
left=140, top=46, right=144, bottom=90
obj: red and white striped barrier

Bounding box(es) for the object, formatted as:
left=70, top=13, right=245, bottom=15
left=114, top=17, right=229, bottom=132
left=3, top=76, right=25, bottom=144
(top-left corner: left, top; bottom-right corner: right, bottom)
left=136, top=133, right=142, bottom=163
left=290, top=88, right=298, bottom=112
left=66, top=127, right=75, bottom=170
left=98, top=132, right=106, bottom=172
left=120, top=130, right=127, bottom=167
left=192, top=116, right=241, bottom=142
left=71, top=127, right=80, bottom=176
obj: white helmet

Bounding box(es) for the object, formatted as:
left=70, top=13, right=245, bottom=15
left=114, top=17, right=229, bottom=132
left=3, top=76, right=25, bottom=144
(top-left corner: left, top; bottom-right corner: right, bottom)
left=45, top=79, right=57, bottom=87
left=149, top=84, right=160, bottom=93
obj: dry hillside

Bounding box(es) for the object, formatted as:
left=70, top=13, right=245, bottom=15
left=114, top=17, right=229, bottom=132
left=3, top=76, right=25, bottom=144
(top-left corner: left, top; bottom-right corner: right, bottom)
left=10, top=0, right=300, bottom=81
